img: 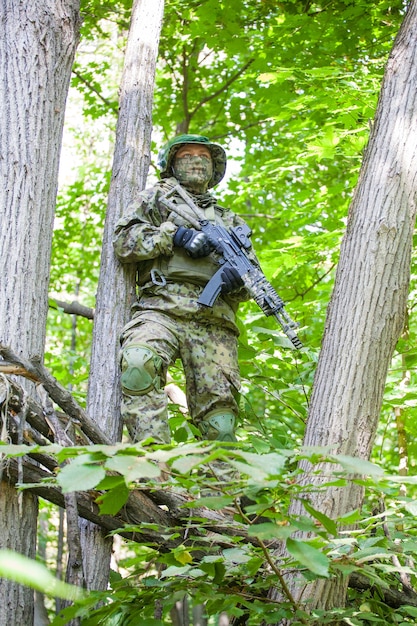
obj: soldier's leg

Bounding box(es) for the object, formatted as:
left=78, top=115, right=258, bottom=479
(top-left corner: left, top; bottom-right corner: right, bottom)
left=179, top=320, right=241, bottom=441
left=120, top=313, right=179, bottom=443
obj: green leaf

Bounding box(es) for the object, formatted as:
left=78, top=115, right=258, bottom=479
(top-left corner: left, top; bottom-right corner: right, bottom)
left=234, top=451, right=289, bottom=475
left=248, top=523, right=295, bottom=540
left=222, top=548, right=252, bottom=565
left=171, top=454, right=205, bottom=473
left=0, top=443, right=61, bottom=457
left=400, top=606, right=417, bottom=617
left=0, top=550, right=85, bottom=600
left=353, top=547, right=392, bottom=564
left=95, top=474, right=125, bottom=490
left=286, top=538, right=330, bottom=577
left=57, top=462, right=105, bottom=493
left=193, top=495, right=234, bottom=509
left=383, top=475, right=417, bottom=485
left=96, top=483, right=130, bottom=515
left=213, top=561, right=226, bottom=584
left=330, top=455, right=384, bottom=476
left=160, top=565, right=191, bottom=578
left=301, top=500, right=338, bottom=536
left=337, top=509, right=362, bottom=524
left=404, top=500, right=417, bottom=516
left=173, top=546, right=193, bottom=565
left=228, top=459, right=269, bottom=482
left=105, top=455, right=161, bottom=481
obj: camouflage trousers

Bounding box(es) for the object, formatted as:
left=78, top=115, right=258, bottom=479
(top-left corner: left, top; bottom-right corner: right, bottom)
left=119, top=311, right=241, bottom=443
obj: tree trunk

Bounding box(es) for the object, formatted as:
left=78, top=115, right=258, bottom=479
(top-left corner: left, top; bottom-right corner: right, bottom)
left=80, top=0, right=165, bottom=591
left=0, top=1, right=80, bottom=623
left=269, top=2, right=417, bottom=622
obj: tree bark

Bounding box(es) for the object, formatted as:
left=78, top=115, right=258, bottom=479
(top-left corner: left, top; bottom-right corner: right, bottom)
left=269, top=1, right=417, bottom=622
left=0, top=1, right=80, bottom=624
left=80, top=0, right=165, bottom=591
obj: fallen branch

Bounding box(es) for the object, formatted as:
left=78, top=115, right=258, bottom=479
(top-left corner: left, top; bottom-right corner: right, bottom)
left=0, top=344, right=111, bottom=445
left=0, top=362, right=39, bottom=382
left=4, top=457, right=244, bottom=556
left=0, top=374, right=53, bottom=441
left=0, top=344, right=187, bottom=442
left=3, top=349, right=417, bottom=613
left=7, top=457, right=417, bottom=611
left=349, top=571, right=417, bottom=609
left=49, top=298, right=94, bottom=320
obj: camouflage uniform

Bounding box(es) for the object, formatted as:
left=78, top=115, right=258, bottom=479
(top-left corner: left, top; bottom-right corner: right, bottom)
left=113, top=136, right=258, bottom=443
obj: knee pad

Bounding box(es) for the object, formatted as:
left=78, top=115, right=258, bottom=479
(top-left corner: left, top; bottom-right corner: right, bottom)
left=200, top=410, right=237, bottom=442
left=120, top=344, right=163, bottom=396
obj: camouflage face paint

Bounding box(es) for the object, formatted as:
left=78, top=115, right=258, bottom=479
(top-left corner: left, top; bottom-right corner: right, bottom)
left=173, top=145, right=213, bottom=192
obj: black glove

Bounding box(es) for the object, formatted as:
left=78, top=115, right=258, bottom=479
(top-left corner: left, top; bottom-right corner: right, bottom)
left=220, top=266, right=244, bottom=294
left=173, top=226, right=214, bottom=258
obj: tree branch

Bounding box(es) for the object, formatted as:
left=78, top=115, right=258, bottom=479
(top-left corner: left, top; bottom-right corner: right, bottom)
left=49, top=298, right=94, bottom=320
left=0, top=373, right=54, bottom=440
left=6, top=458, right=417, bottom=612
left=71, top=68, right=118, bottom=113
left=4, top=457, right=247, bottom=556
left=4, top=373, right=417, bottom=613
left=0, top=344, right=111, bottom=445
left=189, top=58, right=255, bottom=122
left=349, top=571, right=417, bottom=609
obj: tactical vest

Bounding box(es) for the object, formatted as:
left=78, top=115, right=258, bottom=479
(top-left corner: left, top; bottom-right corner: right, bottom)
left=137, top=180, right=223, bottom=288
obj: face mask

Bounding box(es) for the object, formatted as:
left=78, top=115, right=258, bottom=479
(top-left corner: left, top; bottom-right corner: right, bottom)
left=173, top=154, right=213, bottom=190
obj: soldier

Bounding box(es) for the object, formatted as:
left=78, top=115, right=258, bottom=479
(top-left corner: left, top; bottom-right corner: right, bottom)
left=113, top=134, right=259, bottom=444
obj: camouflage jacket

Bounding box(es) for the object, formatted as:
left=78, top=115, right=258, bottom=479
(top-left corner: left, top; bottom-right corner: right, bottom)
left=113, top=178, right=259, bottom=331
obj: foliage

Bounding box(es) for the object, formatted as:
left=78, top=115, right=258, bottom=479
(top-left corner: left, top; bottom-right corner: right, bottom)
left=3, top=441, right=417, bottom=624
left=0, top=550, right=85, bottom=602
left=34, top=0, right=417, bottom=623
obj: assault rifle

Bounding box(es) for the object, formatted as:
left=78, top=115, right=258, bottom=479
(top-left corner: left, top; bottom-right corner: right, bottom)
left=160, top=185, right=303, bottom=349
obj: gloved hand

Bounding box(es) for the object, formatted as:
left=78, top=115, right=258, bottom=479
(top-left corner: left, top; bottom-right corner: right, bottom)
left=173, top=226, right=214, bottom=258
left=220, top=266, right=244, bottom=294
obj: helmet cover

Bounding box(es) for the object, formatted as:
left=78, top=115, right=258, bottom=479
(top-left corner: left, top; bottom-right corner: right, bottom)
left=157, top=134, right=227, bottom=188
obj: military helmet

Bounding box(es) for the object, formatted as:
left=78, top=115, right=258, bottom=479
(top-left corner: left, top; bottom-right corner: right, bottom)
left=157, top=134, right=227, bottom=188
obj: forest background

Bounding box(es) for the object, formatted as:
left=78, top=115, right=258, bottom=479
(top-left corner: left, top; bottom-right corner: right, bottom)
left=2, top=0, right=417, bottom=625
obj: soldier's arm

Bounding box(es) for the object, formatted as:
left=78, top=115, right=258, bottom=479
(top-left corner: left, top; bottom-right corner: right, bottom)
left=113, top=189, right=177, bottom=263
